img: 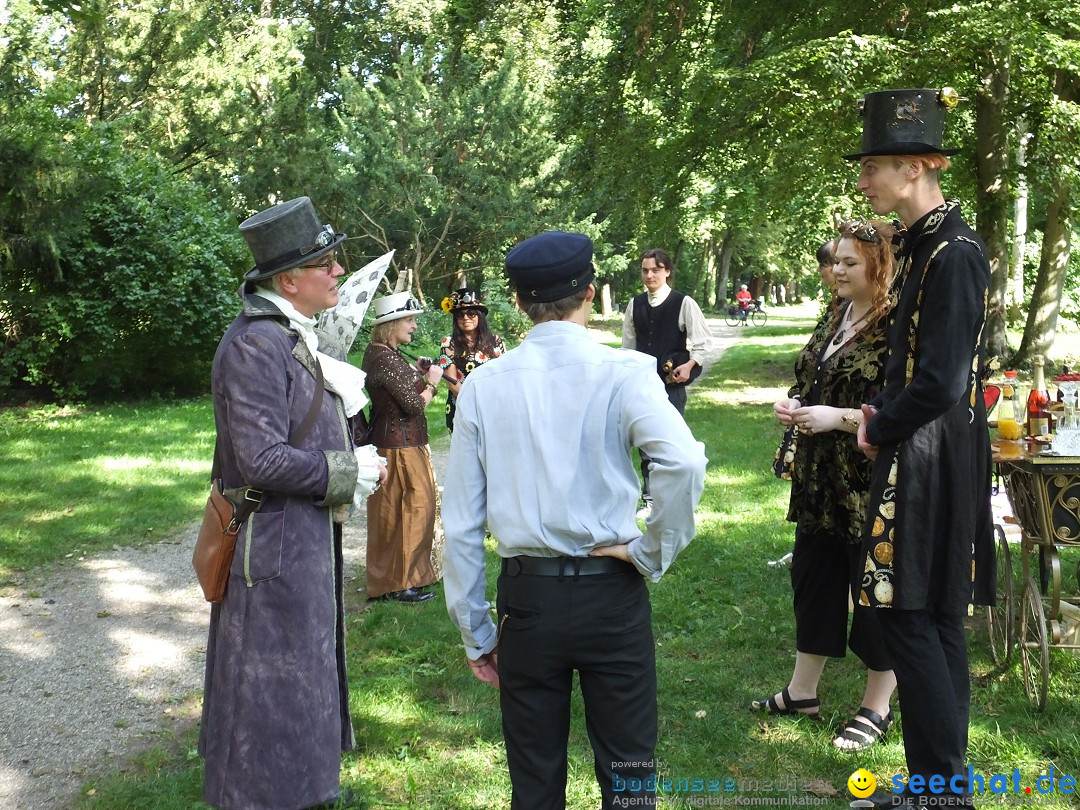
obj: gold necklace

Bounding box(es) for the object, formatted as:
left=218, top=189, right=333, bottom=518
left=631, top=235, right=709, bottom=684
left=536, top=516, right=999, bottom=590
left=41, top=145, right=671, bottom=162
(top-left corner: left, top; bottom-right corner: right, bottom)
left=832, top=306, right=870, bottom=346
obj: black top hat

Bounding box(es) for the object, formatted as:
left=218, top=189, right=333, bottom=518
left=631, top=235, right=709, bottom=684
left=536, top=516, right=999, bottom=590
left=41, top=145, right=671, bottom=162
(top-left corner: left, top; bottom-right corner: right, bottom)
left=443, top=287, right=488, bottom=314
left=505, top=231, right=594, bottom=304
left=240, top=197, right=348, bottom=281
left=842, top=87, right=961, bottom=161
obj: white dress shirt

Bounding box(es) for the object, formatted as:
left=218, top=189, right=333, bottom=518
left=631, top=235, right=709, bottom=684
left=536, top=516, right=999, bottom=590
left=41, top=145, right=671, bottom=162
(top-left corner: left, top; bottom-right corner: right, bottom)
left=620, top=284, right=711, bottom=368
left=442, top=320, right=707, bottom=659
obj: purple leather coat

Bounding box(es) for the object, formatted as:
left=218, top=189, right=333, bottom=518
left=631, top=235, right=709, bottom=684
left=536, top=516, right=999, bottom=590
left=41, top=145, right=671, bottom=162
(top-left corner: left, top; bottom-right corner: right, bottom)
left=199, top=292, right=359, bottom=809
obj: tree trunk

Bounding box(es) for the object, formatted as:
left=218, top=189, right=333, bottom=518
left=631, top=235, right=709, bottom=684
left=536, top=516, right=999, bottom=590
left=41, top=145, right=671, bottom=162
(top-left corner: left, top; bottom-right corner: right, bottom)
left=715, top=229, right=733, bottom=308
left=701, top=237, right=716, bottom=307
left=975, top=51, right=1012, bottom=363
left=1012, top=183, right=1072, bottom=366
left=600, top=283, right=613, bottom=318
left=1012, top=68, right=1078, bottom=367
left=1011, top=124, right=1031, bottom=316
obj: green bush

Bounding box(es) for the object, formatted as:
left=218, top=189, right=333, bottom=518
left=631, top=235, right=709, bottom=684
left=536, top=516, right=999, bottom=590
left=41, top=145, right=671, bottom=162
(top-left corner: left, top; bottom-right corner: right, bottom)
left=0, top=122, right=248, bottom=400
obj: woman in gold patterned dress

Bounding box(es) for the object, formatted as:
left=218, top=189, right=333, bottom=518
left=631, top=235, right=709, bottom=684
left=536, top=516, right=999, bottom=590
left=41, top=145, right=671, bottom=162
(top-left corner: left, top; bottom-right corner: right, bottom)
left=752, top=220, right=898, bottom=751
left=362, top=292, right=444, bottom=603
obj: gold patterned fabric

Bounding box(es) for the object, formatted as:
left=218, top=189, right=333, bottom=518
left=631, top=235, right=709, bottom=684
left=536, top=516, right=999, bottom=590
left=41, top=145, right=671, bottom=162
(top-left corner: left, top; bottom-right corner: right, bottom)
left=786, top=309, right=888, bottom=542
left=858, top=201, right=994, bottom=611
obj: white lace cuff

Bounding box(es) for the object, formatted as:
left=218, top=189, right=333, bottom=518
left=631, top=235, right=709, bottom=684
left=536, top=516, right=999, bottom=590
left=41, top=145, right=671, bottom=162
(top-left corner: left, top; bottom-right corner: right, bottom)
left=353, top=444, right=383, bottom=502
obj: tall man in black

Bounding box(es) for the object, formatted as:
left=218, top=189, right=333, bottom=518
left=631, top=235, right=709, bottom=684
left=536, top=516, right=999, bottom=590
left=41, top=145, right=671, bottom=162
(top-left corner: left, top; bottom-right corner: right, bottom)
left=848, top=88, right=994, bottom=808
left=622, top=248, right=710, bottom=517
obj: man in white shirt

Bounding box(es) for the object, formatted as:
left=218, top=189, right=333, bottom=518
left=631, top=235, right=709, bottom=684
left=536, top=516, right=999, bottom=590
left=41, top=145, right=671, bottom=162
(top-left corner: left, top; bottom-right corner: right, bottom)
left=621, top=248, right=711, bottom=517
left=443, top=230, right=707, bottom=810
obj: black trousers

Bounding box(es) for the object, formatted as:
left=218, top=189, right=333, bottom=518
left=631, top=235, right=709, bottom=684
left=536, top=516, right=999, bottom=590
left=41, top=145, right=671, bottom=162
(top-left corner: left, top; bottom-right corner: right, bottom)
left=877, top=607, right=972, bottom=807
left=639, top=384, right=687, bottom=497
left=790, top=529, right=892, bottom=671
left=497, top=565, right=657, bottom=810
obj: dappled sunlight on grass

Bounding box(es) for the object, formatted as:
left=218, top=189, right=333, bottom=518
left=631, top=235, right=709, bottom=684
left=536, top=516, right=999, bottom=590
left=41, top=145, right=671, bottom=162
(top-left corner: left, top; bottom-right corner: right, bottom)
left=0, top=399, right=214, bottom=576
left=705, top=468, right=761, bottom=487
left=27, top=326, right=1080, bottom=808
left=355, top=691, right=427, bottom=727
left=751, top=333, right=814, bottom=348
left=698, top=384, right=788, bottom=407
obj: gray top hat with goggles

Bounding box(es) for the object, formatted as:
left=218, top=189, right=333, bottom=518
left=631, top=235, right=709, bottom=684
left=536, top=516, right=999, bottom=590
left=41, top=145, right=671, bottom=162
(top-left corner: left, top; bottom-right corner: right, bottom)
left=842, top=87, right=962, bottom=161
left=239, top=197, right=347, bottom=281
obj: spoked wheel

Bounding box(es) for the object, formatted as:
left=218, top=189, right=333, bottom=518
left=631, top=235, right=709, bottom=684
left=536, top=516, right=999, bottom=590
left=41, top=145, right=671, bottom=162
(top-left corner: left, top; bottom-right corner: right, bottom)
left=986, top=525, right=1015, bottom=668
left=1019, top=575, right=1050, bottom=711
left=724, top=310, right=741, bottom=327
left=751, top=309, right=768, bottom=326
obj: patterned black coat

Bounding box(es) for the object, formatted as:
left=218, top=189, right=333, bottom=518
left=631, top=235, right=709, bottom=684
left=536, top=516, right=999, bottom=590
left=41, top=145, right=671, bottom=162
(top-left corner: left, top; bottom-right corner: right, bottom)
left=859, top=201, right=995, bottom=613
left=199, top=292, right=360, bottom=810
left=787, top=308, right=888, bottom=542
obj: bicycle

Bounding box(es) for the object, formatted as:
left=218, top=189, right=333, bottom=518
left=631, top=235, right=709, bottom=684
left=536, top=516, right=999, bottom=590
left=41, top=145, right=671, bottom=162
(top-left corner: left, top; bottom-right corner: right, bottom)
left=724, top=299, right=768, bottom=327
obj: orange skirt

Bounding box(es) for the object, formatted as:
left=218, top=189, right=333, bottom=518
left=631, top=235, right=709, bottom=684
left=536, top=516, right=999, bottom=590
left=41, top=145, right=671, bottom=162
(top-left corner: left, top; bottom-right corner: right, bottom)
left=365, top=445, right=438, bottom=598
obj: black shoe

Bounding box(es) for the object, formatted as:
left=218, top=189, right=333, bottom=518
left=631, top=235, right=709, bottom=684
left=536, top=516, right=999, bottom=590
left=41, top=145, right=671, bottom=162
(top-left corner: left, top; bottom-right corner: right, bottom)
left=382, top=587, right=435, bottom=603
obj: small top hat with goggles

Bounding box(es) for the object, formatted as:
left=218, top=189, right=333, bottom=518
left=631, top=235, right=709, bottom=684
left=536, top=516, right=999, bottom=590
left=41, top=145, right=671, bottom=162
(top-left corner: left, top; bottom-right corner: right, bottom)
left=442, top=287, right=488, bottom=315
left=842, top=87, right=962, bottom=161
left=239, top=196, right=347, bottom=284
left=372, top=292, right=424, bottom=325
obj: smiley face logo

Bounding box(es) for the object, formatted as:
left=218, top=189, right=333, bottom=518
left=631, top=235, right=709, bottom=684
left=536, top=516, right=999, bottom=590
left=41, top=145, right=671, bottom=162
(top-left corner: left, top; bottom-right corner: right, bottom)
left=848, top=769, right=876, bottom=798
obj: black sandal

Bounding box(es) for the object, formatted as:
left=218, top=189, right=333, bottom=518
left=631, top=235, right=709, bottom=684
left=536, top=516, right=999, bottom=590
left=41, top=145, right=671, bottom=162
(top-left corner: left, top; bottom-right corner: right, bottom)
left=749, top=686, right=821, bottom=718
left=833, top=707, right=893, bottom=751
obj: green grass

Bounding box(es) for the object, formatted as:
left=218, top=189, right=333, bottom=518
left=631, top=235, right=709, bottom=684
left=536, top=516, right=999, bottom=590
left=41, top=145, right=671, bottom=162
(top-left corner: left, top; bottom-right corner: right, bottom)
left=12, top=322, right=1080, bottom=808
left=0, top=392, right=449, bottom=587
left=0, top=399, right=216, bottom=583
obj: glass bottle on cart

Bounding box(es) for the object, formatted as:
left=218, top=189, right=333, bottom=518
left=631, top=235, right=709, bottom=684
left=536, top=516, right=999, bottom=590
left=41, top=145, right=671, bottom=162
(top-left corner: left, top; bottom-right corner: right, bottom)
left=1026, top=356, right=1052, bottom=438
left=998, top=370, right=1022, bottom=441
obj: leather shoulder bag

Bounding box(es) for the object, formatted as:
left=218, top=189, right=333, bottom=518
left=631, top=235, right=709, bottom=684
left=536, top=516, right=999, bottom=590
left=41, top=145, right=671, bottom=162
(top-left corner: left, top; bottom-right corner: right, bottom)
left=193, top=360, right=325, bottom=602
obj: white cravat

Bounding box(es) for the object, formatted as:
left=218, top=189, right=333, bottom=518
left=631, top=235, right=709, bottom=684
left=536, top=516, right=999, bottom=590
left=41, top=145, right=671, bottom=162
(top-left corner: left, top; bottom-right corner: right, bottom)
left=647, top=284, right=672, bottom=307
left=253, top=290, right=369, bottom=417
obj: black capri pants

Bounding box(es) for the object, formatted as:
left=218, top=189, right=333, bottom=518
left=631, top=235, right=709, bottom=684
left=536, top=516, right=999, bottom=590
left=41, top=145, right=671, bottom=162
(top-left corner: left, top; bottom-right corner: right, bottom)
left=790, top=527, right=892, bottom=672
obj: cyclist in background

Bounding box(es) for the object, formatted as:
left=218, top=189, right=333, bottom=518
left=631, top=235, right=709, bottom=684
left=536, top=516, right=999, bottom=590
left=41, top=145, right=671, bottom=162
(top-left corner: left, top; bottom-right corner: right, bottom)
left=736, top=284, right=753, bottom=325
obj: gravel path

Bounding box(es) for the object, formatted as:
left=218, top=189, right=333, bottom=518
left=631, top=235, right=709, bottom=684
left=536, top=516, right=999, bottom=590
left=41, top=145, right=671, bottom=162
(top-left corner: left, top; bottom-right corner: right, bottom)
left=0, top=318, right=737, bottom=809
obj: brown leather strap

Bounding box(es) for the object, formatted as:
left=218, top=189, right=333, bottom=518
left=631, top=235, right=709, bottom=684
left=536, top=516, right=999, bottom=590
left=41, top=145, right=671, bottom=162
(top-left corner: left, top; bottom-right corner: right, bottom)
left=210, top=357, right=326, bottom=515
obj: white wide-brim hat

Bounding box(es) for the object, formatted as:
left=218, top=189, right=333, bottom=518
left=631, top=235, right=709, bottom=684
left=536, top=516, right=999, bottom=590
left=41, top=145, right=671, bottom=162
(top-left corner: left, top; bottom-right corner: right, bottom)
left=373, top=292, right=424, bottom=324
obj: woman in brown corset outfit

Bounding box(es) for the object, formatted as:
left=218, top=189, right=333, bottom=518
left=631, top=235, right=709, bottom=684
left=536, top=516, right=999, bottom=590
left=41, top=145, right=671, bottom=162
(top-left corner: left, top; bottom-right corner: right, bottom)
left=362, top=292, right=444, bottom=603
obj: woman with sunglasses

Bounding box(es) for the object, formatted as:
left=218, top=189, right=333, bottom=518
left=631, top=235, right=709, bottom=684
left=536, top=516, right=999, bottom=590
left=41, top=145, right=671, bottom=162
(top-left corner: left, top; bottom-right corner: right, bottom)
left=437, top=287, right=506, bottom=431
left=754, top=220, right=898, bottom=752
left=361, top=292, right=444, bottom=603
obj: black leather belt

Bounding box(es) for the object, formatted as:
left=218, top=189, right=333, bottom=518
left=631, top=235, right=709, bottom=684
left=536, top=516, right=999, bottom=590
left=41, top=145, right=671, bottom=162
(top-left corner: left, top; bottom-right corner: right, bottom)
left=501, top=555, right=632, bottom=577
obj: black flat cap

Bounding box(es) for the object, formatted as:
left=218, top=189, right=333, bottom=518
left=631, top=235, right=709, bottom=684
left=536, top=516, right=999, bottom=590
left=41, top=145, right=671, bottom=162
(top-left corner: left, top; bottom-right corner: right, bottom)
left=505, top=231, right=594, bottom=303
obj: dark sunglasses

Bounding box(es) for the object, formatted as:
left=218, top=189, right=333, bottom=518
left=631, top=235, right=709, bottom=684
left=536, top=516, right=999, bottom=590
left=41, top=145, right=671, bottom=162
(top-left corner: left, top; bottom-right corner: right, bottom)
left=455, top=308, right=481, bottom=320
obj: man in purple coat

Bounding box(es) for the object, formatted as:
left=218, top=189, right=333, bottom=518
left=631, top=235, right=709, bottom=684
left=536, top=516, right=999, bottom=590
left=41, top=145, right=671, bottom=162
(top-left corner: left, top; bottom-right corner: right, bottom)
left=199, top=197, right=382, bottom=809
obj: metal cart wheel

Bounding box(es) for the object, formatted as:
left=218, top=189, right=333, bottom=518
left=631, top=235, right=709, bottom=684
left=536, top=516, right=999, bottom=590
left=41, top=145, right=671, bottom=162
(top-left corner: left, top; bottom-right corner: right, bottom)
left=751, top=309, right=768, bottom=326
left=1019, top=575, right=1050, bottom=711
left=986, top=525, right=1014, bottom=668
